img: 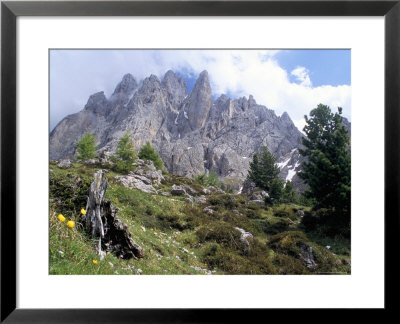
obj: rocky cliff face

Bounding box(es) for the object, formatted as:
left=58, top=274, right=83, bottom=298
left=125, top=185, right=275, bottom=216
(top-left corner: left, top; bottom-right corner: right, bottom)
left=50, top=70, right=308, bottom=191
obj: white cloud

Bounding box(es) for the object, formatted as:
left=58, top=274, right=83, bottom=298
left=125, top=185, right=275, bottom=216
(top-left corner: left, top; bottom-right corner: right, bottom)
left=291, top=66, right=312, bottom=87
left=50, top=50, right=351, bottom=131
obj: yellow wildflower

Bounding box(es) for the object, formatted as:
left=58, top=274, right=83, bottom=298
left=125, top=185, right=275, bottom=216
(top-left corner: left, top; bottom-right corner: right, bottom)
left=92, top=260, right=98, bottom=265
left=57, top=214, right=66, bottom=222
left=66, top=220, right=75, bottom=228
left=81, top=208, right=87, bottom=215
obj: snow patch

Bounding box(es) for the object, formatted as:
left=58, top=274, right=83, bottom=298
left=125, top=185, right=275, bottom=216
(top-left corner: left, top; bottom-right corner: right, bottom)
left=242, top=157, right=247, bottom=159
left=174, top=113, right=179, bottom=125
left=286, top=168, right=297, bottom=182
left=187, top=147, right=192, bottom=150
left=237, top=186, right=243, bottom=194
left=285, top=161, right=300, bottom=182
left=184, top=111, right=188, bottom=119
left=276, top=157, right=291, bottom=169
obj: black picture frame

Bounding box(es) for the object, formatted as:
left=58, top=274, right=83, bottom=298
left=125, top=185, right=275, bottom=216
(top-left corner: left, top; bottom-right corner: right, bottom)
left=1, top=0, right=399, bottom=322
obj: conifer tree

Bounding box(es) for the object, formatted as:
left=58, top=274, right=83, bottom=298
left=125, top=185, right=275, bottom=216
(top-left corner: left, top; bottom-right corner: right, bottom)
left=76, top=133, right=97, bottom=160
left=282, top=181, right=298, bottom=203
left=138, top=141, right=164, bottom=170
left=114, top=131, right=136, bottom=173
left=299, top=104, right=351, bottom=230
left=247, top=146, right=280, bottom=191
left=269, top=178, right=283, bottom=205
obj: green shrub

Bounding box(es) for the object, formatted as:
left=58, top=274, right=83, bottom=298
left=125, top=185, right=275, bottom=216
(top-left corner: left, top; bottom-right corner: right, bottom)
left=194, top=170, right=220, bottom=187
left=267, top=231, right=342, bottom=273
left=309, top=244, right=337, bottom=273
left=156, top=211, right=196, bottom=231
left=49, top=171, right=92, bottom=215
left=245, top=208, right=264, bottom=219
left=138, top=141, right=164, bottom=170
left=208, top=194, right=238, bottom=210
left=200, top=239, right=276, bottom=274
left=181, top=205, right=205, bottom=227
left=273, top=206, right=298, bottom=221
left=272, top=254, right=308, bottom=274
left=157, top=213, right=184, bottom=230
left=301, top=210, right=318, bottom=231
left=218, top=212, right=263, bottom=236
left=268, top=231, right=309, bottom=256
left=301, top=208, right=350, bottom=237
left=196, top=222, right=242, bottom=249
left=274, top=210, right=290, bottom=218
left=261, top=218, right=291, bottom=235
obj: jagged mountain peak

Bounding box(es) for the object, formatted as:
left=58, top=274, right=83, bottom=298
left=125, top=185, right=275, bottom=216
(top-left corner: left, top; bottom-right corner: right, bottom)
left=198, top=69, right=209, bottom=79
left=181, top=70, right=213, bottom=132
left=144, top=74, right=161, bottom=85
left=84, top=91, right=108, bottom=114
left=248, top=95, right=256, bottom=106
left=215, top=94, right=229, bottom=103
left=50, top=69, right=306, bottom=192
left=163, top=69, right=182, bottom=84
left=113, top=73, right=138, bottom=95
left=162, top=70, right=187, bottom=102
left=280, top=111, right=292, bottom=122
left=191, top=70, right=211, bottom=94
left=139, top=74, right=163, bottom=94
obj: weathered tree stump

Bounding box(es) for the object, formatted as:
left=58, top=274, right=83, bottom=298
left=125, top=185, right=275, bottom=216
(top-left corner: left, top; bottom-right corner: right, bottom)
left=83, top=170, right=144, bottom=259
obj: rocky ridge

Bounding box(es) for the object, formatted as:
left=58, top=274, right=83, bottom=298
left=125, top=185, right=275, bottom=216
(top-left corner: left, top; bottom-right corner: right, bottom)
left=50, top=70, right=306, bottom=191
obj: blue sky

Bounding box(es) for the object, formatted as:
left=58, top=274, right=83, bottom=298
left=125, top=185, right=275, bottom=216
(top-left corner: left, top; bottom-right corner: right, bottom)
left=50, top=49, right=351, bottom=132
left=276, top=50, right=350, bottom=87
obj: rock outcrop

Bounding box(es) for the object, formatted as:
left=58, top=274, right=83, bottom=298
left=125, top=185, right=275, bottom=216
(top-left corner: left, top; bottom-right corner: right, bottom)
left=235, top=227, right=254, bottom=253
left=113, top=159, right=163, bottom=194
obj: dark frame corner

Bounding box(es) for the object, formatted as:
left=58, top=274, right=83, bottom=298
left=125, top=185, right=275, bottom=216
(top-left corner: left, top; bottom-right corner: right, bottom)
left=1, top=1, right=399, bottom=322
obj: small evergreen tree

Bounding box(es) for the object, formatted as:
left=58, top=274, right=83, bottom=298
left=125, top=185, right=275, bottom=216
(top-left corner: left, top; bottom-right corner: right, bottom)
left=247, top=146, right=280, bottom=191
left=114, top=131, right=136, bottom=173
left=138, top=141, right=164, bottom=170
left=269, top=178, right=283, bottom=205
left=76, top=133, right=97, bottom=160
left=281, top=181, right=298, bottom=203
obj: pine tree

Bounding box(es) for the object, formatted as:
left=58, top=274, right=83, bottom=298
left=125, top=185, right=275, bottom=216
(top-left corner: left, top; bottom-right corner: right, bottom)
left=269, top=178, right=283, bottom=205
left=299, top=104, right=351, bottom=231
left=138, top=141, right=164, bottom=170
left=76, top=133, right=97, bottom=160
left=247, top=146, right=280, bottom=191
left=114, top=131, right=136, bottom=173
left=282, top=181, right=298, bottom=203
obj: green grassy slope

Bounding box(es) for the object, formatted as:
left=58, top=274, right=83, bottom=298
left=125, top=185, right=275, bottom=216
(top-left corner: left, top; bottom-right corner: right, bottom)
left=49, top=162, right=350, bottom=275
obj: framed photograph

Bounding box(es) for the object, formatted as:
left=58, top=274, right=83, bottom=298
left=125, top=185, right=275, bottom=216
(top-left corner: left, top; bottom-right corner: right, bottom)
left=1, top=0, right=399, bottom=321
